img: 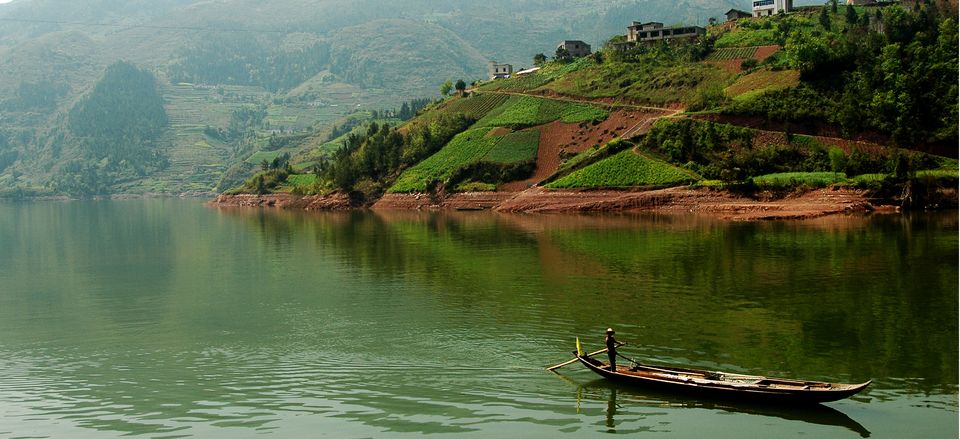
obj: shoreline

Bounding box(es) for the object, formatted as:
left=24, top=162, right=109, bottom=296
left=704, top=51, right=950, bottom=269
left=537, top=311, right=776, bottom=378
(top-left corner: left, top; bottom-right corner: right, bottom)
left=211, top=186, right=922, bottom=221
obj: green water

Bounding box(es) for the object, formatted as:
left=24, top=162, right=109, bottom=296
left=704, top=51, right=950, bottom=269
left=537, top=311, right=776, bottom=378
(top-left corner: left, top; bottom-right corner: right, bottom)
left=0, top=199, right=956, bottom=438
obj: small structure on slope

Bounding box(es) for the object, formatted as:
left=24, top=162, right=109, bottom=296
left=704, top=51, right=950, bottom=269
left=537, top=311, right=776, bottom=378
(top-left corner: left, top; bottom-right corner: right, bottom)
left=557, top=40, right=592, bottom=58
left=725, top=9, right=752, bottom=21
left=488, top=61, right=513, bottom=80
left=752, top=0, right=793, bottom=17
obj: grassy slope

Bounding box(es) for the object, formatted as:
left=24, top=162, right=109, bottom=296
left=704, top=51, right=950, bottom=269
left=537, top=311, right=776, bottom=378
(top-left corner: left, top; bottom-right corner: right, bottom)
left=387, top=94, right=608, bottom=192
left=546, top=148, right=698, bottom=189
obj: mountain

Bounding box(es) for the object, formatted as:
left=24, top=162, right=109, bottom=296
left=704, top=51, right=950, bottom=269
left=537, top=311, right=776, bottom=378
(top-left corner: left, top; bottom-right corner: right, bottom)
left=0, top=0, right=841, bottom=197
left=226, top=2, right=956, bottom=211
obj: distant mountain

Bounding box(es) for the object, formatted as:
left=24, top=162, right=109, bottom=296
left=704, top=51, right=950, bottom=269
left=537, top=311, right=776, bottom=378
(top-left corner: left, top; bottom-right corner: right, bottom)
left=0, top=0, right=770, bottom=197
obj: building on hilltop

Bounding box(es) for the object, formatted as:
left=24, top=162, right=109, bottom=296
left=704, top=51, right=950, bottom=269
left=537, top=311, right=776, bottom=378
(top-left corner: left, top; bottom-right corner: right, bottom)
left=623, top=21, right=706, bottom=45
left=725, top=9, right=752, bottom=21
left=488, top=61, right=513, bottom=80
left=752, top=0, right=793, bottom=17
left=557, top=40, right=592, bottom=58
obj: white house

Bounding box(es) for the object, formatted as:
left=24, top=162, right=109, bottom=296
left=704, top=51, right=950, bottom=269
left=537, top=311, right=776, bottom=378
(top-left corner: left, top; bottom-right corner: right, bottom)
left=488, top=61, right=513, bottom=80
left=752, top=0, right=793, bottom=17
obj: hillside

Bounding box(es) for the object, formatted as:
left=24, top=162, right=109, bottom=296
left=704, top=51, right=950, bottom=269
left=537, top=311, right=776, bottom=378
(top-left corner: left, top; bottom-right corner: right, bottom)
left=0, top=0, right=760, bottom=198
left=226, top=2, right=957, bottom=214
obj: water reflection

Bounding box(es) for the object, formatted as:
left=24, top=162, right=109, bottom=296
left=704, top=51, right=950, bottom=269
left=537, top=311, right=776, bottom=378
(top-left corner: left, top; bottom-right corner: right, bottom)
left=0, top=201, right=955, bottom=438
left=569, top=378, right=871, bottom=437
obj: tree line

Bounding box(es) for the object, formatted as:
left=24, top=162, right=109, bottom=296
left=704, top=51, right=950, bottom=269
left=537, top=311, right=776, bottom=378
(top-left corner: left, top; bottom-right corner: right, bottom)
left=732, top=2, right=958, bottom=148
left=318, top=113, right=474, bottom=195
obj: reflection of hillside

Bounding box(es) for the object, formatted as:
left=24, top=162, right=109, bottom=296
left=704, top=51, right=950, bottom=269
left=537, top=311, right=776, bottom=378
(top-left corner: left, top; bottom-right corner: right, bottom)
left=221, top=207, right=958, bottom=394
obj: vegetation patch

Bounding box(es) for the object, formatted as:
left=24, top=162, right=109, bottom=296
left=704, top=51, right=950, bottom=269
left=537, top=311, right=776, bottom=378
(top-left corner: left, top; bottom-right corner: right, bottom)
left=546, top=149, right=698, bottom=189
left=482, top=130, right=540, bottom=164
left=477, top=96, right=607, bottom=128
left=245, top=150, right=284, bottom=165
left=454, top=181, right=497, bottom=192
left=478, top=58, right=593, bottom=92
left=705, top=47, right=759, bottom=61
left=725, top=69, right=801, bottom=99
left=389, top=128, right=499, bottom=193
left=753, top=171, right=847, bottom=188
left=543, top=58, right=730, bottom=107
left=441, top=94, right=511, bottom=120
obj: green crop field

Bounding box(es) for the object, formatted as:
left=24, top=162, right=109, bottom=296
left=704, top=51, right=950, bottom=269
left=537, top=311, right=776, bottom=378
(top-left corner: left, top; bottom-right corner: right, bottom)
left=285, top=173, right=318, bottom=187
left=390, top=128, right=499, bottom=192
left=245, top=150, right=284, bottom=165
left=389, top=127, right=542, bottom=192
left=442, top=94, right=511, bottom=120
left=482, top=129, right=540, bottom=164
left=477, top=96, right=607, bottom=128
left=546, top=149, right=697, bottom=189
left=706, top=47, right=759, bottom=61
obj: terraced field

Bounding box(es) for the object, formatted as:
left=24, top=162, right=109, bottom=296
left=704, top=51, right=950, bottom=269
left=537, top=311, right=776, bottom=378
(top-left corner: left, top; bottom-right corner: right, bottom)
left=706, top=47, right=759, bottom=61
left=481, top=129, right=540, bottom=164
left=441, top=94, right=511, bottom=120
left=546, top=149, right=697, bottom=189
left=389, top=127, right=541, bottom=193
left=476, top=95, right=608, bottom=128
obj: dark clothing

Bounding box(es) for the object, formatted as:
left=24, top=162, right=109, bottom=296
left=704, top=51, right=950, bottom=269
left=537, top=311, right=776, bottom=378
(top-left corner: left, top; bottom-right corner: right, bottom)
left=605, top=334, right=619, bottom=371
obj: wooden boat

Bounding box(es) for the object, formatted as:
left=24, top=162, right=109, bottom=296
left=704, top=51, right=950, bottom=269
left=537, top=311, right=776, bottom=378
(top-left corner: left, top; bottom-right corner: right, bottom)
left=574, top=350, right=871, bottom=404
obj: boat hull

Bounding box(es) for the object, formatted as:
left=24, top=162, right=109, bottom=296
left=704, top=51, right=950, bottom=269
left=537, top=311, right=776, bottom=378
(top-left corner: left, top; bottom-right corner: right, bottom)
left=576, top=355, right=871, bottom=404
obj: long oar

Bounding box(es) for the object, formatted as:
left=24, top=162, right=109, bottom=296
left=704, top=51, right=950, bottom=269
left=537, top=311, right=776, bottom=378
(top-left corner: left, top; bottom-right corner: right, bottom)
left=547, top=348, right=608, bottom=371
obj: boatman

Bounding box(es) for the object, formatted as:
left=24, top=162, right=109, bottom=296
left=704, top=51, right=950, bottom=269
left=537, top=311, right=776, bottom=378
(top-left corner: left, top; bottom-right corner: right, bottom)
left=605, top=328, right=623, bottom=372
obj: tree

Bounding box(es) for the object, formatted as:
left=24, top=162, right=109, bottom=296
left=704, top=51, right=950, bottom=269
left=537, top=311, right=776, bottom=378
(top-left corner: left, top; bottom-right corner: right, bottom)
left=440, top=79, right=453, bottom=96
left=533, top=53, right=547, bottom=66
left=828, top=148, right=847, bottom=176
left=845, top=5, right=858, bottom=25
left=554, top=47, right=572, bottom=63
left=820, top=7, right=832, bottom=30
left=454, top=79, right=467, bottom=95
left=831, top=0, right=838, bottom=14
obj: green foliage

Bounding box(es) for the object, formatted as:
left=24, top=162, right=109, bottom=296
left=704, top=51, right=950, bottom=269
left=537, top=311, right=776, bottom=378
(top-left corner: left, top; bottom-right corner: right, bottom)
left=546, top=148, right=697, bottom=189
left=3, top=80, right=68, bottom=111
left=390, top=128, right=498, bottom=192
left=482, top=130, right=540, bottom=164
left=753, top=171, right=848, bottom=188
left=439, top=93, right=510, bottom=120
left=168, top=35, right=330, bottom=92
left=477, top=96, right=607, bottom=128
left=726, top=4, right=958, bottom=146
left=441, top=80, right=453, bottom=96
left=454, top=181, right=497, bottom=192
left=533, top=53, right=547, bottom=67
left=478, top=57, right=593, bottom=92
left=828, top=147, right=847, bottom=174
left=389, top=126, right=540, bottom=193
left=540, top=53, right=730, bottom=107
left=245, top=150, right=284, bottom=165
left=57, top=61, right=169, bottom=195
left=317, top=112, right=475, bottom=194
left=705, top=47, right=758, bottom=61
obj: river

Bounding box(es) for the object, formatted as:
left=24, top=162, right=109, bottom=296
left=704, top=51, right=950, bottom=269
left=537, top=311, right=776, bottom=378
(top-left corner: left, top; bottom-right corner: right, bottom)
left=0, top=199, right=956, bottom=438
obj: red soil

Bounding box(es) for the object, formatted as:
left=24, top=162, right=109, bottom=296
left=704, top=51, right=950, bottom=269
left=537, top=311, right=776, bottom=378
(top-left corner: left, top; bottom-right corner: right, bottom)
left=499, top=110, right=669, bottom=192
